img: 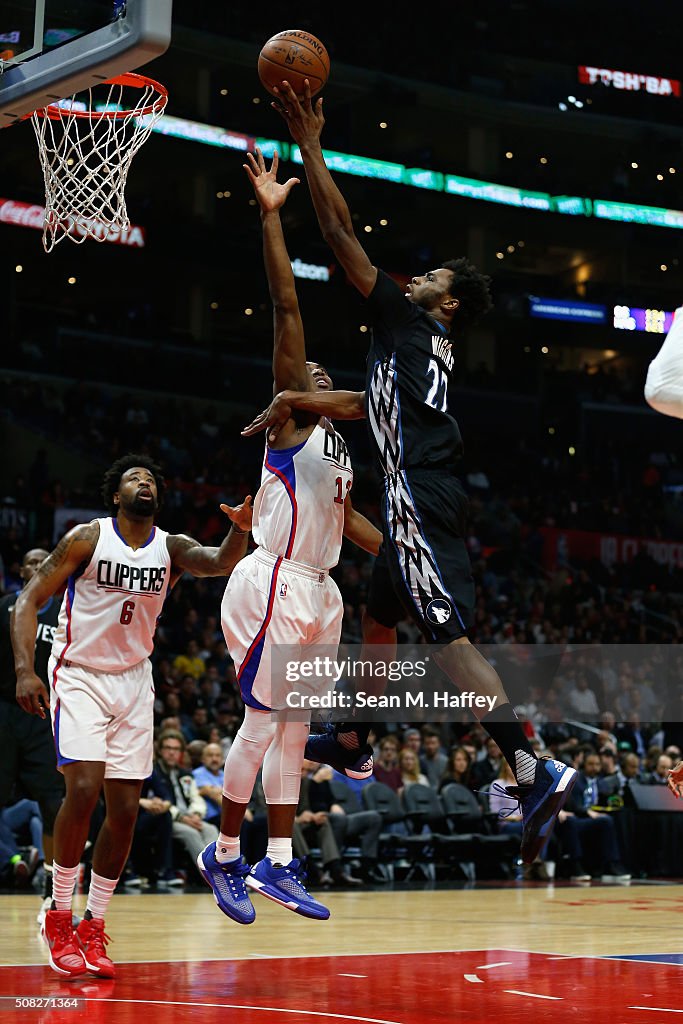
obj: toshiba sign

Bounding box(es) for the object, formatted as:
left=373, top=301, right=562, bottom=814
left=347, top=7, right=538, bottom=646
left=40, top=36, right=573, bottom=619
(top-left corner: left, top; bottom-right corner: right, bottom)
left=0, top=198, right=146, bottom=247
left=578, top=66, right=680, bottom=97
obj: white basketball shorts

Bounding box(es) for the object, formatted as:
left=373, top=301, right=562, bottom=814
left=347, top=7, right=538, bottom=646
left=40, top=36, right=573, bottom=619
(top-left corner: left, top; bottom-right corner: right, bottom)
left=221, top=547, right=343, bottom=711
left=48, top=654, right=154, bottom=779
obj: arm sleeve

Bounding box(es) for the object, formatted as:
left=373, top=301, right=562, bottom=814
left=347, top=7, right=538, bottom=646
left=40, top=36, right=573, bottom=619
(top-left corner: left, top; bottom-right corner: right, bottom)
left=644, top=308, right=683, bottom=418
left=365, top=269, right=414, bottom=329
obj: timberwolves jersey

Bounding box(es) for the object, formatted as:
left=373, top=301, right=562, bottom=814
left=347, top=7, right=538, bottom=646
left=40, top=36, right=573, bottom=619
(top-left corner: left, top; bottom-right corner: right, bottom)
left=52, top=517, right=171, bottom=672
left=252, top=422, right=353, bottom=569
left=365, top=269, right=464, bottom=476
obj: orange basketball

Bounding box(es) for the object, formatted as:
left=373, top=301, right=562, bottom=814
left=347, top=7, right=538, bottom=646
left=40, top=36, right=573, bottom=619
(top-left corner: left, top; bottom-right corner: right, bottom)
left=258, top=30, right=330, bottom=99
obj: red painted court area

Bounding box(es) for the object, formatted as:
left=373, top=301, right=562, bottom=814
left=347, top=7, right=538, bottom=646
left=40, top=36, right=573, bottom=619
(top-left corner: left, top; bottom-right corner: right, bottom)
left=1, top=950, right=683, bottom=1023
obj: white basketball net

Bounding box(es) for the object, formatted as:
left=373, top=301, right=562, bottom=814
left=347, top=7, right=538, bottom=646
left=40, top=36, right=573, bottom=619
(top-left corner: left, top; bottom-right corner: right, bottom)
left=31, top=75, right=167, bottom=252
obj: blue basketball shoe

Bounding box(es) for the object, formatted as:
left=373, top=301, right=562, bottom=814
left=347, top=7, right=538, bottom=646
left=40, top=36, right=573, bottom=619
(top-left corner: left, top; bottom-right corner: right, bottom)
left=196, top=844, right=256, bottom=924
left=506, top=757, right=577, bottom=863
left=246, top=858, right=330, bottom=920
left=305, top=724, right=374, bottom=780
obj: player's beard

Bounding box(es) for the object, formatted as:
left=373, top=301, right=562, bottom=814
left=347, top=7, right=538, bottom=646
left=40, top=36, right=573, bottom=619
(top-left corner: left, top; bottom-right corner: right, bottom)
left=125, top=493, right=158, bottom=518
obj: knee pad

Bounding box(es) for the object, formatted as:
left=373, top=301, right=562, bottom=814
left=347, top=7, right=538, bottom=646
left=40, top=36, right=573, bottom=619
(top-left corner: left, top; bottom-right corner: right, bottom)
left=262, top=721, right=309, bottom=805
left=222, top=707, right=276, bottom=804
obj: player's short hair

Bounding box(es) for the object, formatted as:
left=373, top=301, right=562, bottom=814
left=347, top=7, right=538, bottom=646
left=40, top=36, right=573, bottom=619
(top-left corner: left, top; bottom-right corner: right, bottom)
left=101, top=453, right=166, bottom=515
left=441, top=257, right=493, bottom=331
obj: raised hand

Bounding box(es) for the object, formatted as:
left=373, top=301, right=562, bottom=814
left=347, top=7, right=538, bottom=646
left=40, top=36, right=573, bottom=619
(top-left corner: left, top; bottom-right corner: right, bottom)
left=220, top=495, right=253, bottom=533
left=241, top=392, right=293, bottom=444
left=272, top=79, right=324, bottom=147
left=243, top=147, right=300, bottom=212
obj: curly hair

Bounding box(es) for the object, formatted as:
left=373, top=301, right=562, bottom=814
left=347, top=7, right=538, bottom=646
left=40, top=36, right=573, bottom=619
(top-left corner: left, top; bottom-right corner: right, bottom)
left=101, top=453, right=166, bottom=515
left=441, top=257, right=493, bottom=332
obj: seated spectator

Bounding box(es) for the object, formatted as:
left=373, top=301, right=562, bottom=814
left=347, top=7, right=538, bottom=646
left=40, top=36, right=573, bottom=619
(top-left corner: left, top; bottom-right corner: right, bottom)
left=420, top=727, right=448, bottom=789
left=558, top=751, right=630, bottom=882
left=192, top=742, right=224, bottom=826
left=399, top=749, right=428, bottom=790
left=133, top=790, right=179, bottom=888
left=644, top=753, right=673, bottom=785
left=1, top=799, right=44, bottom=862
left=597, top=747, right=622, bottom=800
left=173, top=639, right=206, bottom=680
left=187, top=739, right=207, bottom=770
left=620, top=751, right=643, bottom=787
left=0, top=811, right=39, bottom=885
left=402, top=728, right=422, bottom=754
left=566, top=674, right=600, bottom=720
left=373, top=736, right=402, bottom=792
left=438, top=746, right=473, bottom=792
left=293, top=762, right=360, bottom=887
left=308, top=762, right=384, bottom=883
left=616, top=712, right=649, bottom=761
left=146, top=729, right=218, bottom=879
left=183, top=706, right=211, bottom=743
left=470, top=738, right=503, bottom=791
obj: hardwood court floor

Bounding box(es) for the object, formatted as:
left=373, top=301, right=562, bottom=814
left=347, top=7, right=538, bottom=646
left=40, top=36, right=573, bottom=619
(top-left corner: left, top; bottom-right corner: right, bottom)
left=2, top=883, right=683, bottom=1022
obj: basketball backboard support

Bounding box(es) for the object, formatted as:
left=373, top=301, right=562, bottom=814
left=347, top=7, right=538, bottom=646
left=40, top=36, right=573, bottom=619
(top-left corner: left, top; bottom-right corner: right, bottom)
left=0, top=1, right=172, bottom=125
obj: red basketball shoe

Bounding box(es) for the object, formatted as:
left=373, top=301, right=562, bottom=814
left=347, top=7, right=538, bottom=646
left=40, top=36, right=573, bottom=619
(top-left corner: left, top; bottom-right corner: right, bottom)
left=42, top=909, right=87, bottom=977
left=75, top=916, right=116, bottom=978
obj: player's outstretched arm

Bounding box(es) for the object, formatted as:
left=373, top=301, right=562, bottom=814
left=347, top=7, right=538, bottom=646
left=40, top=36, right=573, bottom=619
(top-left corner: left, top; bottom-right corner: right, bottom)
left=242, top=389, right=366, bottom=444
left=667, top=760, right=683, bottom=798
left=167, top=497, right=253, bottom=578
left=12, top=521, right=99, bottom=717
left=343, top=494, right=382, bottom=556
left=274, top=80, right=377, bottom=298
left=244, top=148, right=309, bottom=395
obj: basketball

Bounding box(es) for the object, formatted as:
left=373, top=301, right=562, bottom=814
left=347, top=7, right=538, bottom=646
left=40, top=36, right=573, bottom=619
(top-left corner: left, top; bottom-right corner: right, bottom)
left=258, top=30, right=330, bottom=99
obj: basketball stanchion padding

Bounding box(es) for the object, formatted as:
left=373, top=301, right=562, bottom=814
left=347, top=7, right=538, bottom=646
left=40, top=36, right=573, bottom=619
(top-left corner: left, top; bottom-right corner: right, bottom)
left=30, top=72, right=168, bottom=251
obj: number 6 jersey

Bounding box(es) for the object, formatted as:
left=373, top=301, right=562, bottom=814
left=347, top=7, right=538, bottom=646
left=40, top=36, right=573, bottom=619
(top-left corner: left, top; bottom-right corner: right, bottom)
left=52, top=517, right=171, bottom=672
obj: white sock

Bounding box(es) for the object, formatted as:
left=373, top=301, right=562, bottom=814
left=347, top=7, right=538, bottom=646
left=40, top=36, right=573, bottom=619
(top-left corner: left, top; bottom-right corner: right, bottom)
left=267, top=838, right=292, bottom=866
left=85, top=870, right=118, bottom=920
left=215, top=834, right=240, bottom=864
left=515, top=750, right=538, bottom=785
left=52, top=861, right=80, bottom=912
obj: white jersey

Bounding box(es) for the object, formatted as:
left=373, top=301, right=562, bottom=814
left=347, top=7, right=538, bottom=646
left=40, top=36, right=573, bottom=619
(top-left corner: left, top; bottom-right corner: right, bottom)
left=252, top=421, right=353, bottom=570
left=52, top=517, right=171, bottom=673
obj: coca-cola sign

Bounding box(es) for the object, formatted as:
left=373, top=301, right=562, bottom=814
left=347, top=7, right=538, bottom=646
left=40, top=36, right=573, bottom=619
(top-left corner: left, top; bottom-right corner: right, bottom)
left=0, top=197, right=146, bottom=247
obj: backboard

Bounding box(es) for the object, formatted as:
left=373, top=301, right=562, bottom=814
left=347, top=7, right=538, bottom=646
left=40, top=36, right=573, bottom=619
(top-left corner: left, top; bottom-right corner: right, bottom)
left=0, top=1, right=172, bottom=125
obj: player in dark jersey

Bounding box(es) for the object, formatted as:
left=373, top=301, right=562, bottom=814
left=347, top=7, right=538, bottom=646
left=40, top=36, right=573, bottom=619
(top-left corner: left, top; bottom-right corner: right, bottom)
left=243, top=79, right=578, bottom=863
left=0, top=549, right=64, bottom=917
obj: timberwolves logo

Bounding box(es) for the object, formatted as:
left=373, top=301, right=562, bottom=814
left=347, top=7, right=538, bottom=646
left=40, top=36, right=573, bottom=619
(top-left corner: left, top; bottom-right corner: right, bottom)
left=426, top=599, right=452, bottom=625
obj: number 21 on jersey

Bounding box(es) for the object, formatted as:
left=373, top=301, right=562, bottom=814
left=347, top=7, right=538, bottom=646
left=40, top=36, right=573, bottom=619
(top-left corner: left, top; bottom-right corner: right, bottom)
left=425, top=358, right=448, bottom=412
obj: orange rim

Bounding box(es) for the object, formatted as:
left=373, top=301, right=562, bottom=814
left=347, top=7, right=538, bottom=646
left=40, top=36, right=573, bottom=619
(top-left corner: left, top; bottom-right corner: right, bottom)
left=33, top=72, right=168, bottom=121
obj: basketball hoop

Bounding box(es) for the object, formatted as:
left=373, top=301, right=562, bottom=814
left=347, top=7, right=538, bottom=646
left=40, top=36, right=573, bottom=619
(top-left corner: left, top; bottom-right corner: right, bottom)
left=30, top=72, right=168, bottom=251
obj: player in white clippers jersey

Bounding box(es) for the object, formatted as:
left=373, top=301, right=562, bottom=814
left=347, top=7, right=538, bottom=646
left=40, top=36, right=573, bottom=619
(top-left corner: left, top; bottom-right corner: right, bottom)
left=645, top=307, right=683, bottom=419
left=197, top=148, right=381, bottom=925
left=11, top=454, right=252, bottom=977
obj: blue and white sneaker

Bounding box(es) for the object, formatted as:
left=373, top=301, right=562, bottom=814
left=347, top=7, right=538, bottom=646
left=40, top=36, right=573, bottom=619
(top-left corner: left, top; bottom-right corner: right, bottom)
left=246, top=858, right=330, bottom=920
left=196, top=844, right=256, bottom=925
left=506, top=757, right=577, bottom=864
left=305, top=724, right=374, bottom=781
